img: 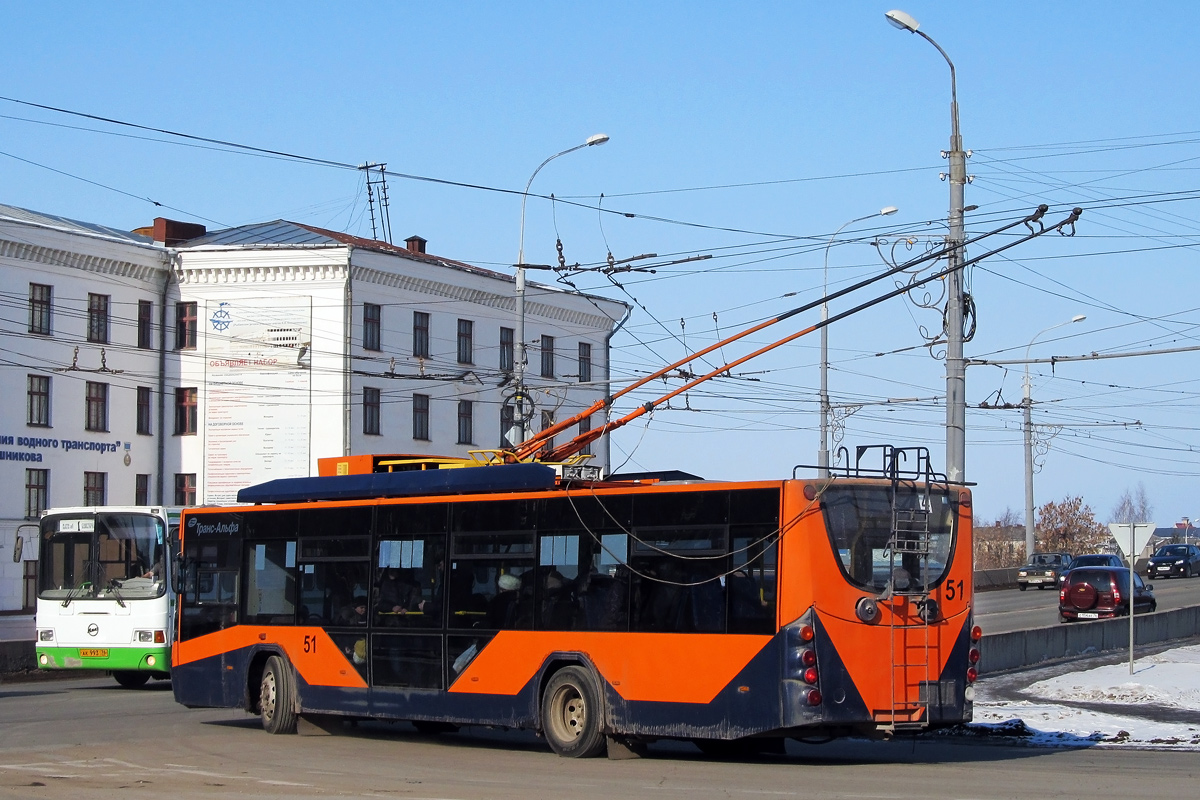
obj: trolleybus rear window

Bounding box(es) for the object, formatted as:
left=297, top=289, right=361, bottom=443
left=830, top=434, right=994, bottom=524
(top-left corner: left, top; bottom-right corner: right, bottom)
left=821, top=485, right=955, bottom=591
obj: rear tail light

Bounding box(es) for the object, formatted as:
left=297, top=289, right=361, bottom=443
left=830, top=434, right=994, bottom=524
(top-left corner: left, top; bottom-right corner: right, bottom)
left=801, top=649, right=817, bottom=667
left=968, top=648, right=980, bottom=665
left=806, top=689, right=822, bottom=706
left=970, top=625, right=983, bottom=642
left=966, top=667, right=978, bottom=683
left=799, top=625, right=814, bottom=642
left=1112, top=586, right=1122, bottom=605
left=803, top=667, right=819, bottom=684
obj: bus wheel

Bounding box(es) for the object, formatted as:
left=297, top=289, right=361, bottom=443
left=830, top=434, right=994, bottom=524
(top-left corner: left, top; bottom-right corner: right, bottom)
left=541, top=666, right=605, bottom=758
left=113, top=671, right=150, bottom=689
left=260, top=656, right=297, bottom=734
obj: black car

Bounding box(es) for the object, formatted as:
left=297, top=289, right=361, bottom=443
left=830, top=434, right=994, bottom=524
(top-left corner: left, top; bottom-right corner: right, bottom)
left=1059, top=567, right=1156, bottom=622
left=1057, top=552, right=1125, bottom=586
left=1017, top=552, right=1072, bottom=590
left=1147, top=543, right=1200, bottom=579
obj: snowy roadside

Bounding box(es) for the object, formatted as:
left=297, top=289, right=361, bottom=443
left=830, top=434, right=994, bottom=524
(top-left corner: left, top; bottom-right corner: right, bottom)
left=966, top=642, right=1200, bottom=750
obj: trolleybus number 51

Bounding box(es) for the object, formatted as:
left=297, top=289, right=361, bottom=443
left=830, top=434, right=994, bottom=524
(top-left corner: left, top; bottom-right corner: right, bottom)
left=945, top=579, right=964, bottom=601
left=303, top=634, right=318, bottom=654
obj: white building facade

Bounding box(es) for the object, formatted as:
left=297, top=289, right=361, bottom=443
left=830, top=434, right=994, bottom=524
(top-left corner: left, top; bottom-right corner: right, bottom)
left=0, top=206, right=628, bottom=625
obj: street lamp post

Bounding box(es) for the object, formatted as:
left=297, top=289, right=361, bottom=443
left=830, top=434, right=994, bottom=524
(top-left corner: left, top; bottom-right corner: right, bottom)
left=1023, top=314, right=1086, bottom=558
left=819, top=206, right=898, bottom=477
left=513, top=133, right=609, bottom=446
left=885, top=10, right=967, bottom=483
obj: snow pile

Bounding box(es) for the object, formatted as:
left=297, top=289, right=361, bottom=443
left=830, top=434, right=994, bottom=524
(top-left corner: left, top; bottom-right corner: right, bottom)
left=969, top=643, right=1200, bottom=749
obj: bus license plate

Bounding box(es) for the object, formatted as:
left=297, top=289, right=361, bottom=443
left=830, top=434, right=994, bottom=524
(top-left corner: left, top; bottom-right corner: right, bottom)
left=1076, top=613, right=1099, bottom=619
left=78, top=649, right=108, bottom=658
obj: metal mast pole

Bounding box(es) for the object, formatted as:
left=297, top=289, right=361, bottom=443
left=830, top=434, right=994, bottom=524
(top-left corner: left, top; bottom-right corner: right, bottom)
left=513, top=134, right=609, bottom=444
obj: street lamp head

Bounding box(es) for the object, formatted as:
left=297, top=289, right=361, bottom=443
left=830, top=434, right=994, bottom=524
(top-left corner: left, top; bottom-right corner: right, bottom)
left=1070, top=314, right=1086, bottom=324
left=586, top=133, right=610, bottom=147
left=885, top=10, right=920, bottom=33
left=880, top=206, right=899, bottom=217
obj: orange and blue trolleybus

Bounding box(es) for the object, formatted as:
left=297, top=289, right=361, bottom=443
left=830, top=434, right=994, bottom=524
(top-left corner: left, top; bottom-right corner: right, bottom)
left=171, top=446, right=979, bottom=755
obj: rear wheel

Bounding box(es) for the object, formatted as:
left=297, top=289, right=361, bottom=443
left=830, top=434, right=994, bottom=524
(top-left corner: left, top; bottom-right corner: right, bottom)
left=113, top=671, right=150, bottom=689
left=541, top=666, right=606, bottom=758
left=1018, top=585, right=1027, bottom=592
left=260, top=656, right=297, bottom=734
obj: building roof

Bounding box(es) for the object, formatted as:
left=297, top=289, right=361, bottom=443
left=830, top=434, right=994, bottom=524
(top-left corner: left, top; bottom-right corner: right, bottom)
left=179, top=219, right=514, bottom=282
left=0, top=203, right=154, bottom=246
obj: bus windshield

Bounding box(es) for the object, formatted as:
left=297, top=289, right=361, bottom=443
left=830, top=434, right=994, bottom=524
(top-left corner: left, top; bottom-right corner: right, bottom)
left=39, top=513, right=168, bottom=601
left=821, top=484, right=956, bottom=592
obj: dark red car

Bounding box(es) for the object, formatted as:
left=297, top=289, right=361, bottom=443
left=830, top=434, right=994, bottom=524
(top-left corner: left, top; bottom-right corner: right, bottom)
left=1059, top=567, right=1156, bottom=622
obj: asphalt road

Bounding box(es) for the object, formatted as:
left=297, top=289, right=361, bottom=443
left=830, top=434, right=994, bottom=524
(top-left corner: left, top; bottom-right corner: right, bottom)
left=975, top=573, right=1200, bottom=633
left=1, top=675, right=1197, bottom=800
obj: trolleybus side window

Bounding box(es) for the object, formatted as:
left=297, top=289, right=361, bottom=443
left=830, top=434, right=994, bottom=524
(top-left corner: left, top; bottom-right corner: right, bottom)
left=537, top=495, right=632, bottom=632
left=244, top=540, right=297, bottom=625
left=374, top=503, right=447, bottom=629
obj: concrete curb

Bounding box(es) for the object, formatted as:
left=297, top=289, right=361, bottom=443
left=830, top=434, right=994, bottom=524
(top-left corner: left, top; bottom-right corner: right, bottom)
left=980, top=605, right=1200, bottom=673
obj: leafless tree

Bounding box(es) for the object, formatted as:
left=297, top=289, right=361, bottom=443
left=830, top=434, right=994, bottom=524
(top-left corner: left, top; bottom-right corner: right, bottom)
left=1109, top=483, right=1153, bottom=524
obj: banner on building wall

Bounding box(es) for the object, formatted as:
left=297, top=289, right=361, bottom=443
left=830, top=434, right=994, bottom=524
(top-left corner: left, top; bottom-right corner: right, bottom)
left=203, top=297, right=312, bottom=505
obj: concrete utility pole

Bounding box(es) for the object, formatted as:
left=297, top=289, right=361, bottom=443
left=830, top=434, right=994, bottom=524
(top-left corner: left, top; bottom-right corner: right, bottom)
left=1023, top=315, right=1086, bottom=558
left=886, top=10, right=967, bottom=482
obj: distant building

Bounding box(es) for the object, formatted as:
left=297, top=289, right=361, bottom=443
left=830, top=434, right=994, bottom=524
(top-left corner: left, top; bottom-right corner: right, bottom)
left=0, top=204, right=628, bottom=617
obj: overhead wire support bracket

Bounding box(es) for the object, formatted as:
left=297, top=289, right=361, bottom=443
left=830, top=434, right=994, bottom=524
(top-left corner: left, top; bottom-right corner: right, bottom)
left=513, top=205, right=1079, bottom=464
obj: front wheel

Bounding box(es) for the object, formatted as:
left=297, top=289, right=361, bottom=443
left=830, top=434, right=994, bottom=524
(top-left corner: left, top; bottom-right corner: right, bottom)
left=260, top=655, right=297, bottom=734
left=1018, top=585, right=1027, bottom=592
left=113, top=671, right=150, bottom=688
left=541, top=666, right=606, bottom=758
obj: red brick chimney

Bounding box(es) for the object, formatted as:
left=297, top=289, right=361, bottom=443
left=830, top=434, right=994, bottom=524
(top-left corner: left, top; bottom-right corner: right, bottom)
left=150, top=217, right=207, bottom=246
left=405, top=235, right=427, bottom=254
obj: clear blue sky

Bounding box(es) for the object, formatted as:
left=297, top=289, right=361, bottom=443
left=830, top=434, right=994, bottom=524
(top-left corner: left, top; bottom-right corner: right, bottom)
left=5, top=2, right=1200, bottom=528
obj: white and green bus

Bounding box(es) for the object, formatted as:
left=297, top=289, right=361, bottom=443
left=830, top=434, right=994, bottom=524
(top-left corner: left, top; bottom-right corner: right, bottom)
left=34, top=506, right=181, bottom=687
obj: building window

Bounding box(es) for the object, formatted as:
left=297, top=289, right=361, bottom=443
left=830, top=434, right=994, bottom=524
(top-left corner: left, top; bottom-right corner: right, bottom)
left=85, top=381, right=108, bottom=432
left=137, top=386, right=153, bottom=435
left=84, top=472, right=107, bottom=506
left=457, top=319, right=474, bottom=364
left=137, top=300, right=154, bottom=349
left=413, top=393, right=430, bottom=440
left=363, top=303, right=382, bottom=351
left=457, top=400, right=474, bottom=444
left=25, top=469, right=48, bottom=519
left=175, top=301, right=197, bottom=350
left=578, top=342, right=592, bottom=383
left=579, top=416, right=592, bottom=456
left=27, top=374, right=51, bottom=427
left=29, top=283, right=52, bottom=335
left=500, top=404, right=515, bottom=447
left=174, top=387, right=198, bottom=435
left=540, top=335, right=555, bottom=378
left=540, top=410, right=556, bottom=452
left=135, top=474, right=151, bottom=506
left=413, top=311, right=430, bottom=358
left=174, top=474, right=196, bottom=506
left=500, top=326, right=514, bottom=372
left=363, top=387, right=381, bottom=435
left=87, top=293, right=110, bottom=344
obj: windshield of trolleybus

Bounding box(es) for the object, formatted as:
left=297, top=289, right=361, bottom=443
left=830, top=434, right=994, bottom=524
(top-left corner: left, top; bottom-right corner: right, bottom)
left=820, top=484, right=956, bottom=592
left=38, top=513, right=168, bottom=601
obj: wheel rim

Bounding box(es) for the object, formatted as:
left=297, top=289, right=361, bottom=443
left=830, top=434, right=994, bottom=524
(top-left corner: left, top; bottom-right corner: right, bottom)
left=262, top=670, right=277, bottom=721
left=548, top=683, right=587, bottom=743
